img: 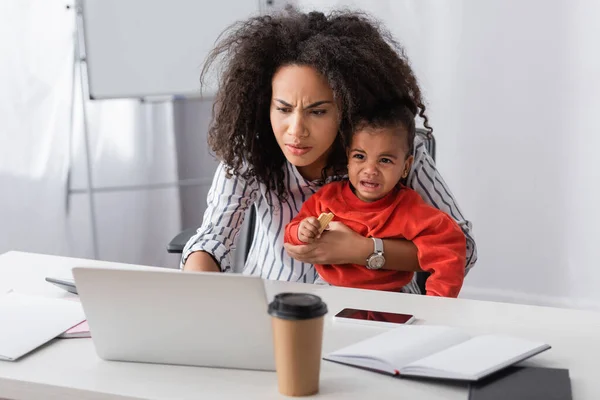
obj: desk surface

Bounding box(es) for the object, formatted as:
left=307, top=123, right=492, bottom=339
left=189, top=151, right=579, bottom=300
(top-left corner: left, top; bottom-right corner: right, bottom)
left=0, top=251, right=596, bottom=399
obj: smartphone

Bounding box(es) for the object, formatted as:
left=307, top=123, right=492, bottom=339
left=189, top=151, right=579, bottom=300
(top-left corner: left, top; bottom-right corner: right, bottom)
left=333, top=308, right=415, bottom=328
left=45, top=277, right=78, bottom=295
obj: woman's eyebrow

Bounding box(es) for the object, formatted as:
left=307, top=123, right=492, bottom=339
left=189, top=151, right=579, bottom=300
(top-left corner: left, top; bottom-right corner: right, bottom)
left=274, top=98, right=293, bottom=107
left=274, top=98, right=333, bottom=109
left=305, top=100, right=333, bottom=109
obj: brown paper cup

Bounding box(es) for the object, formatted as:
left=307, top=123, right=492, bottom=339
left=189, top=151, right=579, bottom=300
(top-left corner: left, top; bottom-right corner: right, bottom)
left=268, top=293, right=328, bottom=397
left=271, top=316, right=325, bottom=396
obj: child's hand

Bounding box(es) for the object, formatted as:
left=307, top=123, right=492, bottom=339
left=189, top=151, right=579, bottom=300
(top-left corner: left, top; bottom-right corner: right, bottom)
left=298, top=217, right=321, bottom=243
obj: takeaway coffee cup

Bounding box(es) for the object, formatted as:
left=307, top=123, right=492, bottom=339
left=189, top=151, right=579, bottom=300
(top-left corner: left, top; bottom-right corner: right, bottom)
left=268, top=293, right=328, bottom=397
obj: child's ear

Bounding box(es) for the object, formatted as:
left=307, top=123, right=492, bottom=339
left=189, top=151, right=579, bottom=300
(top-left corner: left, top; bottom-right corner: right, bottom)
left=402, top=155, right=415, bottom=178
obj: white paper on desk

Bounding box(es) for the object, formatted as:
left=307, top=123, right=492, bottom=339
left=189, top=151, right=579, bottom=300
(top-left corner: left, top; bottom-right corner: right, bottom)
left=0, top=292, right=86, bottom=361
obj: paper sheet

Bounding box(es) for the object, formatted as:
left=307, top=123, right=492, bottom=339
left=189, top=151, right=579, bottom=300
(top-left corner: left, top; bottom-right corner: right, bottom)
left=0, top=292, right=86, bottom=361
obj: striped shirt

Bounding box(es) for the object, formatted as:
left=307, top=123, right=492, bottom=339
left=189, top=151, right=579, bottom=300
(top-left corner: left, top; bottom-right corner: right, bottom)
left=181, top=136, right=477, bottom=294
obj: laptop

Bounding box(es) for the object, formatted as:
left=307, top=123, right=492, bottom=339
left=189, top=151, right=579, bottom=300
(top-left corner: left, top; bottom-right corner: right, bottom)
left=72, top=266, right=275, bottom=371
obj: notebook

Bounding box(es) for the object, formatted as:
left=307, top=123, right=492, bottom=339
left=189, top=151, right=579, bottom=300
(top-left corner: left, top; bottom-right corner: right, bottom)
left=59, top=320, right=91, bottom=339
left=0, top=292, right=86, bottom=361
left=324, top=325, right=551, bottom=381
left=469, top=366, right=571, bottom=400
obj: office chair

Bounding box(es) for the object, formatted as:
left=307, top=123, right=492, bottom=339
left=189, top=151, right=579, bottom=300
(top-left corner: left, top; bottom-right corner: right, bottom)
left=169, top=128, right=435, bottom=293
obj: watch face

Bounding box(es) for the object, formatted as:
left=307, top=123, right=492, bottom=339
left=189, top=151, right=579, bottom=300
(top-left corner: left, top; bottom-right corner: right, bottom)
left=369, top=254, right=385, bottom=270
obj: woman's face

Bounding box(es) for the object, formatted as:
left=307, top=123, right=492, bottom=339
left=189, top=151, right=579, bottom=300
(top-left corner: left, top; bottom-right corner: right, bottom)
left=270, top=65, right=340, bottom=181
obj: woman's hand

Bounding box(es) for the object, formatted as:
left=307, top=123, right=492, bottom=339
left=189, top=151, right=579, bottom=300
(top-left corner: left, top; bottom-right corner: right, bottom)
left=284, top=221, right=372, bottom=265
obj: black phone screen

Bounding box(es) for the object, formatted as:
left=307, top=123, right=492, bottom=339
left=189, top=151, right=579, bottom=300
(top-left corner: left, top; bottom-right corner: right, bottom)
left=335, top=308, right=414, bottom=324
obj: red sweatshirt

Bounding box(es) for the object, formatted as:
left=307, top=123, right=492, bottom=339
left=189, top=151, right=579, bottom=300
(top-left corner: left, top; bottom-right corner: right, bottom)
left=284, top=181, right=466, bottom=297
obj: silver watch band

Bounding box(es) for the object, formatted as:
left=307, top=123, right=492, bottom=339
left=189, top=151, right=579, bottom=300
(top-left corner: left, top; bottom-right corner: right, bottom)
left=372, top=237, right=383, bottom=254
left=366, top=238, right=385, bottom=270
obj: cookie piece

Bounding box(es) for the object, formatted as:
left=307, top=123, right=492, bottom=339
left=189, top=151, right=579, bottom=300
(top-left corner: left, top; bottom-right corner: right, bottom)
left=317, top=212, right=334, bottom=233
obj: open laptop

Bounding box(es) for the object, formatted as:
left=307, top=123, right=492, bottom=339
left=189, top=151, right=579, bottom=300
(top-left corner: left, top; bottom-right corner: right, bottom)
left=72, top=266, right=275, bottom=371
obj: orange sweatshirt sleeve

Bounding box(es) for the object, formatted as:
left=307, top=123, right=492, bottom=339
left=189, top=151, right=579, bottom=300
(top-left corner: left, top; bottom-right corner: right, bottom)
left=400, top=199, right=467, bottom=298
left=284, top=189, right=326, bottom=246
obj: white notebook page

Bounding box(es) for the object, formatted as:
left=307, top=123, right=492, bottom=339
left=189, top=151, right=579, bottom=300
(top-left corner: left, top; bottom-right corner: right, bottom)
left=327, top=325, right=470, bottom=369
left=405, top=335, right=549, bottom=379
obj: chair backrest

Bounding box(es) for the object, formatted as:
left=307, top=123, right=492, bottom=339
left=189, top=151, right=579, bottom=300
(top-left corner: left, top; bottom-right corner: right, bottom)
left=417, top=128, right=435, bottom=160
left=232, top=205, right=257, bottom=272
left=414, top=128, right=434, bottom=294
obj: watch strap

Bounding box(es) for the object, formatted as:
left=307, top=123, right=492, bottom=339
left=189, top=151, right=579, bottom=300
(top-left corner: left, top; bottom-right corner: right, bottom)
left=372, top=237, right=383, bottom=254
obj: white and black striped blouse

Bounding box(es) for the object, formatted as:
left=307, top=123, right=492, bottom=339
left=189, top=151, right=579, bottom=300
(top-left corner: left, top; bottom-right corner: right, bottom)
left=181, top=136, right=477, bottom=294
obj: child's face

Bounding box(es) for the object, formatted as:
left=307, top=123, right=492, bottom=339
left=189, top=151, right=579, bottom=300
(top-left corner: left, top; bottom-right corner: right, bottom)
left=347, top=127, right=414, bottom=202
left=270, top=65, right=340, bottom=181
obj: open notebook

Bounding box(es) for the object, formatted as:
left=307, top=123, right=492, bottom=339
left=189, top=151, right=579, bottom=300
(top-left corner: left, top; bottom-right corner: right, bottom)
left=324, top=325, right=550, bottom=381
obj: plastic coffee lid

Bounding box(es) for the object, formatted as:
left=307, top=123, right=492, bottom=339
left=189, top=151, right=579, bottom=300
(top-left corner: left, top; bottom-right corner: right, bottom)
left=268, top=292, right=328, bottom=320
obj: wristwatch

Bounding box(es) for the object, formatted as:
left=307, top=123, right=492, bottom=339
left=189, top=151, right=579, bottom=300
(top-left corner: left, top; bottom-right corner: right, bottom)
left=366, top=238, right=385, bottom=270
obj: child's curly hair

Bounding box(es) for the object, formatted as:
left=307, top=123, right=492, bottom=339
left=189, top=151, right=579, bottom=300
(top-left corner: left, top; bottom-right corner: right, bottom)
left=201, top=6, right=431, bottom=202
left=354, top=102, right=417, bottom=156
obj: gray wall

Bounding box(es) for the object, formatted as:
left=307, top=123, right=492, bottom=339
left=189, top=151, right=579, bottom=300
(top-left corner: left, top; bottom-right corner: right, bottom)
left=172, top=99, right=220, bottom=230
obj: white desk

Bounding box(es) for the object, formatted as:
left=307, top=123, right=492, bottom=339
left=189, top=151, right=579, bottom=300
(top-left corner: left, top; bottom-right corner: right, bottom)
left=0, top=251, right=595, bottom=399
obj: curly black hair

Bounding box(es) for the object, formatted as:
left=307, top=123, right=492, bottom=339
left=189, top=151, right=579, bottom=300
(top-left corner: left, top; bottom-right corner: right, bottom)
left=201, top=6, right=431, bottom=202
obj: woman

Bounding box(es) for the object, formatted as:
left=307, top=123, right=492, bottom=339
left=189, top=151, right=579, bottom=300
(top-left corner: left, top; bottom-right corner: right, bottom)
left=182, top=8, right=476, bottom=294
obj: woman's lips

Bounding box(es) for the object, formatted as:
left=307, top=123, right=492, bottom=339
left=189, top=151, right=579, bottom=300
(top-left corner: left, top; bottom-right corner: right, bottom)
left=286, top=144, right=312, bottom=156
